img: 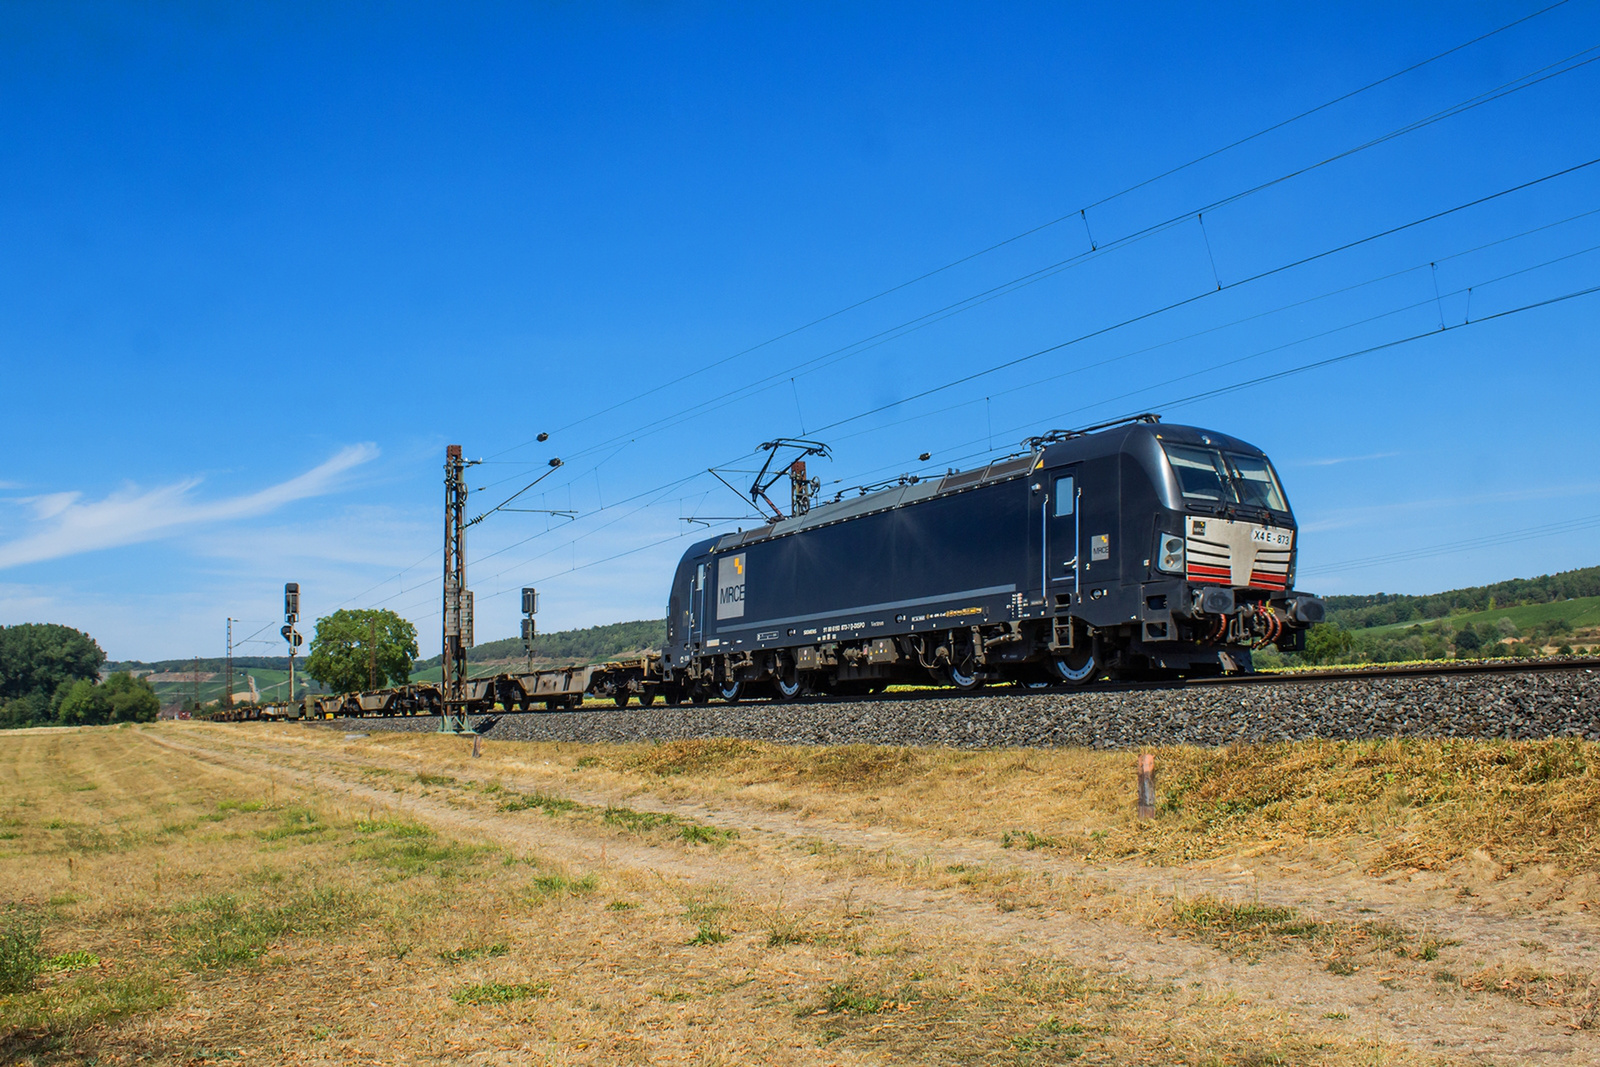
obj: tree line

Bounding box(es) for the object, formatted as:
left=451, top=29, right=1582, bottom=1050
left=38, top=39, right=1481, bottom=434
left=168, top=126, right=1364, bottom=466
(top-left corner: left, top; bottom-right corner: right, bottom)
left=0, top=624, right=159, bottom=729
left=1259, top=564, right=1599, bottom=668
left=1320, top=565, right=1600, bottom=630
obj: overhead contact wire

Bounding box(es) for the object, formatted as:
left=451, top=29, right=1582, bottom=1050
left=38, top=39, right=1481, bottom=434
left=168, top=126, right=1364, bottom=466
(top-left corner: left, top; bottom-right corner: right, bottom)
left=486, top=0, right=1576, bottom=461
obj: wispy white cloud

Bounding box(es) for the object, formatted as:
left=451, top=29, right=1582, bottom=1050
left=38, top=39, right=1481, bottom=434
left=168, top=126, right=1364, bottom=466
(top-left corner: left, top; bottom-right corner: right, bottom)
left=0, top=445, right=380, bottom=570
left=1296, top=451, right=1402, bottom=467
left=25, top=492, right=81, bottom=520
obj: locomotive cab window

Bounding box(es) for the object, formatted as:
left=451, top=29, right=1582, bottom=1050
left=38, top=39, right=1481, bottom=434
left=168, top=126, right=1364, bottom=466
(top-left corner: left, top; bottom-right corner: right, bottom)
left=1163, top=444, right=1238, bottom=503
left=1052, top=475, right=1075, bottom=517
left=696, top=563, right=705, bottom=590
left=1226, top=453, right=1287, bottom=512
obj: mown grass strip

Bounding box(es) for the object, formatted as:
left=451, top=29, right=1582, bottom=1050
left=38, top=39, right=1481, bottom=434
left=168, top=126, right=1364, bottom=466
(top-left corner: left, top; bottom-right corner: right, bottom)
left=603, top=805, right=738, bottom=846
left=439, top=942, right=509, bottom=963
left=498, top=791, right=578, bottom=815
left=495, top=782, right=737, bottom=847
left=0, top=907, right=43, bottom=994
left=451, top=980, right=549, bottom=1005
left=1169, top=893, right=1452, bottom=971
left=349, top=818, right=490, bottom=878
left=527, top=872, right=597, bottom=898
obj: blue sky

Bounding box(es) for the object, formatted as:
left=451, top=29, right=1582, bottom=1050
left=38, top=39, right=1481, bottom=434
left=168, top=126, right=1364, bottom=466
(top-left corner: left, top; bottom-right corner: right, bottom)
left=1, top=1, right=1597, bottom=662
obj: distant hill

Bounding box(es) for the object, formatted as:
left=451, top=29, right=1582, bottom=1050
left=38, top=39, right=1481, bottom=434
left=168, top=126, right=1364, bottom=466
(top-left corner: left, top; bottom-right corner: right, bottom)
left=410, top=618, right=666, bottom=682
left=108, top=655, right=304, bottom=673
left=1322, top=565, right=1600, bottom=630
left=102, top=656, right=324, bottom=708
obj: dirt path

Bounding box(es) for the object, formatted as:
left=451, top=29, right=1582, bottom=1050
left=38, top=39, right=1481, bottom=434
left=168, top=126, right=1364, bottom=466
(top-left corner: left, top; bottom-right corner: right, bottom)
left=146, top=725, right=1600, bottom=1064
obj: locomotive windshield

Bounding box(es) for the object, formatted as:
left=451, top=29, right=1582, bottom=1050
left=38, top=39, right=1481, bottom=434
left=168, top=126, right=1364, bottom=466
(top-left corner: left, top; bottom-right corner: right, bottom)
left=1162, top=443, right=1287, bottom=512
left=1228, top=453, right=1288, bottom=511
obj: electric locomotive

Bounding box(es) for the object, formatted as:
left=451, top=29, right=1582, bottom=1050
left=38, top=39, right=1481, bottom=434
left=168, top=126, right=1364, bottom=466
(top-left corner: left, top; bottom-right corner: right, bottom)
left=660, top=415, right=1323, bottom=700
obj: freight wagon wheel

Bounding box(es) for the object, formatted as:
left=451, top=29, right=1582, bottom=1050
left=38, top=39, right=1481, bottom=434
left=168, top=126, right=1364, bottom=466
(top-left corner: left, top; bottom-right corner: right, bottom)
left=663, top=688, right=683, bottom=706
left=717, top=679, right=743, bottom=704
left=613, top=691, right=630, bottom=708
left=639, top=690, right=656, bottom=707
left=1049, top=643, right=1099, bottom=686
left=690, top=687, right=710, bottom=705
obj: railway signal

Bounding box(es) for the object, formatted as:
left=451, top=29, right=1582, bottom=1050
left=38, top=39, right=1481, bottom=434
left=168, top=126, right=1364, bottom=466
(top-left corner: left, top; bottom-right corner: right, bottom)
left=521, top=587, right=538, bottom=666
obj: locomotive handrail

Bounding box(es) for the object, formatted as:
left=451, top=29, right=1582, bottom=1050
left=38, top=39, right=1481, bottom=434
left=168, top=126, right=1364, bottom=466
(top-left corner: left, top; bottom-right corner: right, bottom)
left=1024, top=412, right=1160, bottom=450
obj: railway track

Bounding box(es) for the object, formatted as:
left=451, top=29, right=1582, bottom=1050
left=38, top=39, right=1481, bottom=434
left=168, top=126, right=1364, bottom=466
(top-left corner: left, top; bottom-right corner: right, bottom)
left=1159, top=654, right=1600, bottom=688
left=318, top=654, right=1600, bottom=716
left=310, top=657, right=1599, bottom=751
left=615, top=653, right=1600, bottom=706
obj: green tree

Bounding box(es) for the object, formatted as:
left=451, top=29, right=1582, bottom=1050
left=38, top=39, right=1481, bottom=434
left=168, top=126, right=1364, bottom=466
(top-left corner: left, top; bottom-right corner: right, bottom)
left=305, top=609, right=418, bottom=695
left=0, top=693, right=50, bottom=729
left=1453, top=627, right=1482, bottom=654
left=0, top=623, right=105, bottom=702
left=1301, top=624, right=1354, bottom=665
left=54, top=672, right=159, bottom=726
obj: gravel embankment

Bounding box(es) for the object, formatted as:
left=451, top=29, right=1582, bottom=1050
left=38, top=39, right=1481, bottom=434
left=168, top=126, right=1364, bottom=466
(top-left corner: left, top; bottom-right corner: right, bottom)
left=316, top=668, right=1600, bottom=749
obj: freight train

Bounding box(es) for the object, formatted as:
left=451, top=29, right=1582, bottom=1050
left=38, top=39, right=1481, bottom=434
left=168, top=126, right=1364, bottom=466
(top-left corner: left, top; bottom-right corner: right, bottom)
left=274, top=416, right=1325, bottom=718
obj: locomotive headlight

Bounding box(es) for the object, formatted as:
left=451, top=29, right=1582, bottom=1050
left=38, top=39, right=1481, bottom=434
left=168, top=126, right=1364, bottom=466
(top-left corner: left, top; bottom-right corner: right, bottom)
left=1156, top=535, right=1185, bottom=574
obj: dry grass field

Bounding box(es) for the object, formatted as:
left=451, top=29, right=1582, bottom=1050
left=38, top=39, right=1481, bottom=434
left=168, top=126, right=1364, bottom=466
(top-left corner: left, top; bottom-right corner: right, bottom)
left=2, top=723, right=1598, bottom=1065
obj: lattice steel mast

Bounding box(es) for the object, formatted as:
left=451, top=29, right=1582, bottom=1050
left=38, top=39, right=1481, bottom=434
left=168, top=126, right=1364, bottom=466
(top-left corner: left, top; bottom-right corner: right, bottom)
left=441, top=445, right=474, bottom=734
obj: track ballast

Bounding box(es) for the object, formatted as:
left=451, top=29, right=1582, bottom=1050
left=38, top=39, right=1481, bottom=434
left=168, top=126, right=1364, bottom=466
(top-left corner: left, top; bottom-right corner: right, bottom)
left=311, top=660, right=1600, bottom=750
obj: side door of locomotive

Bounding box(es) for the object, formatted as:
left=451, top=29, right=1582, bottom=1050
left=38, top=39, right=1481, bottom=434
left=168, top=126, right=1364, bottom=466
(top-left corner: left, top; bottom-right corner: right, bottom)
left=688, top=559, right=707, bottom=652
left=1041, top=467, right=1082, bottom=603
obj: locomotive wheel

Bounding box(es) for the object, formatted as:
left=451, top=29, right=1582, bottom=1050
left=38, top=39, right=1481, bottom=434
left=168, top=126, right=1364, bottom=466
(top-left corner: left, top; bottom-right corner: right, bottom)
left=773, top=670, right=808, bottom=702
left=613, top=691, right=630, bottom=708
left=663, top=688, right=683, bottom=706
left=1050, top=644, right=1099, bottom=686
left=690, top=686, right=710, bottom=705
left=717, top=679, right=743, bottom=704
left=941, top=661, right=983, bottom=691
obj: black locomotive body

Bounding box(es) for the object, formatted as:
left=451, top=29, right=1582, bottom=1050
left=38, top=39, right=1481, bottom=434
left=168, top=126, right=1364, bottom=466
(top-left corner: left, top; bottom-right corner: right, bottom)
left=661, top=419, right=1324, bottom=700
